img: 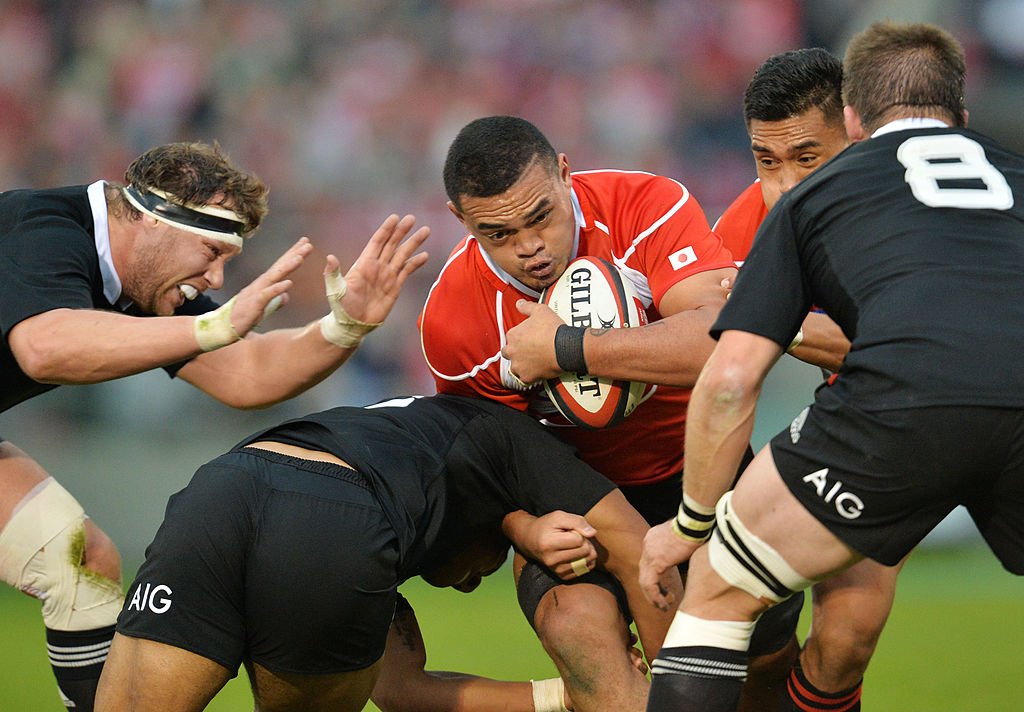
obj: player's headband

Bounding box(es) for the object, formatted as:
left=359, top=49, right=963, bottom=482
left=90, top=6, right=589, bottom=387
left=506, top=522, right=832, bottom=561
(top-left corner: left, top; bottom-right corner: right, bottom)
left=122, top=184, right=247, bottom=248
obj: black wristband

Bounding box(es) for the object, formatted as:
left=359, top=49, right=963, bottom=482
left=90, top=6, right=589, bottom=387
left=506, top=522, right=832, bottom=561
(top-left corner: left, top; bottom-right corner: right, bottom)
left=554, top=324, right=588, bottom=375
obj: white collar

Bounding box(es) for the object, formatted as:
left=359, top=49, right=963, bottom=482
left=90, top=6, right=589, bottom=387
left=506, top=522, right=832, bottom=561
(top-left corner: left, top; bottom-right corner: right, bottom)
left=88, top=180, right=129, bottom=308
left=871, top=117, right=950, bottom=138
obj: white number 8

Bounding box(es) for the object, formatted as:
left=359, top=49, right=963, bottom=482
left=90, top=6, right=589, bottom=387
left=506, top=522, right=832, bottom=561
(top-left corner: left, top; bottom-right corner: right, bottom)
left=897, top=134, right=1013, bottom=210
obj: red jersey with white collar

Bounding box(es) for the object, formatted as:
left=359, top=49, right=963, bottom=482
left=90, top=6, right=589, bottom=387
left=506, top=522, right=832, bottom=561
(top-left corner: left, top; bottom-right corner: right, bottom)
left=712, top=179, right=767, bottom=263
left=419, top=169, right=735, bottom=486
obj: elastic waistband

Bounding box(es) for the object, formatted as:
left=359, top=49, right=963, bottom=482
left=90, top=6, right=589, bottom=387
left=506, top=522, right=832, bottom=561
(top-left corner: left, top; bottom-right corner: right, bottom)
left=236, top=447, right=370, bottom=490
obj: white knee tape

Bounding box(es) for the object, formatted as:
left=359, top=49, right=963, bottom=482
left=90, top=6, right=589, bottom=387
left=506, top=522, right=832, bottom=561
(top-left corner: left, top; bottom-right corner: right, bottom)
left=707, top=492, right=815, bottom=605
left=0, top=478, right=123, bottom=630
left=662, top=611, right=755, bottom=652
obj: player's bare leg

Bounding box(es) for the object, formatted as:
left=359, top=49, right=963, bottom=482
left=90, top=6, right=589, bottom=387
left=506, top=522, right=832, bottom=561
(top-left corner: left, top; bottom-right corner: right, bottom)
left=647, top=449, right=861, bottom=712
left=781, top=557, right=903, bottom=711
left=0, top=441, right=123, bottom=711
left=95, top=633, right=233, bottom=712
left=533, top=583, right=648, bottom=712
left=247, top=657, right=382, bottom=712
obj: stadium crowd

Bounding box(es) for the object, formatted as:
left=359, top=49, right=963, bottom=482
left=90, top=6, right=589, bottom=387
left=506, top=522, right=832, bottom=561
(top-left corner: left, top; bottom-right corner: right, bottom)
left=3, top=0, right=1021, bottom=422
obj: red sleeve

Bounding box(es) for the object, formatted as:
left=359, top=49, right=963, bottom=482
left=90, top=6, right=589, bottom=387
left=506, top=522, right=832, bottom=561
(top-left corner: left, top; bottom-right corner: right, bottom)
left=605, top=173, right=736, bottom=308
left=712, top=181, right=768, bottom=262
left=417, top=238, right=532, bottom=411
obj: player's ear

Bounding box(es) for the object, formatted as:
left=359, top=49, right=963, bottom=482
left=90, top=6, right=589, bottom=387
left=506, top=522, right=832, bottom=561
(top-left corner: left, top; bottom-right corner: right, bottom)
left=557, top=153, right=572, bottom=186
left=447, top=200, right=467, bottom=226
left=843, top=106, right=867, bottom=143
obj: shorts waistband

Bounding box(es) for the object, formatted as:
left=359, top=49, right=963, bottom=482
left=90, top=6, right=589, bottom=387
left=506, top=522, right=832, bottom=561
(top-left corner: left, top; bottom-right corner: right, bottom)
left=235, top=447, right=370, bottom=490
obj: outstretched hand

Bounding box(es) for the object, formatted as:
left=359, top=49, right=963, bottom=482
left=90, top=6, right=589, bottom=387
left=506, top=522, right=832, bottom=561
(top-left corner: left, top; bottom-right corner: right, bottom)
left=227, top=236, right=312, bottom=337
left=332, top=214, right=430, bottom=325
left=638, top=519, right=700, bottom=611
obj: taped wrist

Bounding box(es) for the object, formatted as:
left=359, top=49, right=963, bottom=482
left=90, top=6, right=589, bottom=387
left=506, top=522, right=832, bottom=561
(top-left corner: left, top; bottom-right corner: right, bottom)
left=554, top=325, right=588, bottom=374
left=321, top=267, right=382, bottom=348
left=531, top=677, right=570, bottom=712
left=672, top=492, right=717, bottom=543
left=194, top=296, right=241, bottom=351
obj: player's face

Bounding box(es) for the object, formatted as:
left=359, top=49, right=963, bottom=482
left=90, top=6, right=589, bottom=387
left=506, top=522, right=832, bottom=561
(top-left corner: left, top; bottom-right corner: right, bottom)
left=451, top=155, right=576, bottom=292
left=421, top=534, right=510, bottom=593
left=123, top=219, right=241, bottom=315
left=749, top=107, right=849, bottom=211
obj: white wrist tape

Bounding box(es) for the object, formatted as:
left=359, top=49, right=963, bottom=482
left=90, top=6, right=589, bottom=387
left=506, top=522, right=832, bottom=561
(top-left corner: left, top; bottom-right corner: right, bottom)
left=0, top=478, right=123, bottom=630
left=786, top=328, right=804, bottom=353
left=194, top=295, right=241, bottom=351
left=320, top=267, right=382, bottom=348
left=531, top=677, right=569, bottom=712
left=672, top=492, right=717, bottom=543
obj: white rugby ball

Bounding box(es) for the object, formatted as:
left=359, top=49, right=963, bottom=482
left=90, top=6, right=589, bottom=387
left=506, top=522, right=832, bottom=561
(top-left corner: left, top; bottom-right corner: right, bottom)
left=541, top=256, right=648, bottom=429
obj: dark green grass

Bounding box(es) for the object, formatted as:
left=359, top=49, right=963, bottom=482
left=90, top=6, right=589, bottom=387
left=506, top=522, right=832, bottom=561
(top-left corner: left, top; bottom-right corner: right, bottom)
left=2, top=546, right=1021, bottom=711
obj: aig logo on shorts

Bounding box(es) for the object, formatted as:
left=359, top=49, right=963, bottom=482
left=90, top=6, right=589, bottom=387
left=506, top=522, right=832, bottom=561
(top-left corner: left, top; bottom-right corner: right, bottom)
left=802, top=468, right=864, bottom=520
left=127, top=581, right=173, bottom=614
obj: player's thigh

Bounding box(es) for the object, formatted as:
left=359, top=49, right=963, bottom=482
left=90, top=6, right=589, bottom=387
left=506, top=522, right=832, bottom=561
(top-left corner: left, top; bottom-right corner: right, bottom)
left=0, top=439, right=52, bottom=524
left=248, top=658, right=382, bottom=712
left=518, top=558, right=630, bottom=634
left=730, top=445, right=859, bottom=582
left=96, top=633, right=233, bottom=712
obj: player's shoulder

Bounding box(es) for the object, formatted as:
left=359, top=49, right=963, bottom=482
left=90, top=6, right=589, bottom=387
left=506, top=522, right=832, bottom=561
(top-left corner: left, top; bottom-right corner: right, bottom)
left=713, top=181, right=766, bottom=263
left=421, top=236, right=501, bottom=322
left=573, top=168, right=689, bottom=204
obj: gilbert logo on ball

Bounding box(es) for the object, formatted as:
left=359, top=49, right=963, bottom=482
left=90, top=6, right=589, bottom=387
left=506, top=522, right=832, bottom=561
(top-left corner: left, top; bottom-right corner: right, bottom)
left=541, top=256, right=648, bottom=429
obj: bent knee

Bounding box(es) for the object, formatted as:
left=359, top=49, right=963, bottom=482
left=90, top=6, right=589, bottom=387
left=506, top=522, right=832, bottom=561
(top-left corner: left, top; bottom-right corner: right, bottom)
left=84, top=519, right=122, bottom=582
left=534, top=584, right=628, bottom=647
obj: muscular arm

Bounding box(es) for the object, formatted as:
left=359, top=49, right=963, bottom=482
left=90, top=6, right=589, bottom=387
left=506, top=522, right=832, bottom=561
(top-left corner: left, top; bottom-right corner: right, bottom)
left=681, top=330, right=780, bottom=511
left=502, top=492, right=683, bottom=659
left=373, top=602, right=542, bottom=712
left=638, top=330, right=780, bottom=606
left=8, top=309, right=203, bottom=384
left=505, top=266, right=735, bottom=387
left=789, top=311, right=849, bottom=373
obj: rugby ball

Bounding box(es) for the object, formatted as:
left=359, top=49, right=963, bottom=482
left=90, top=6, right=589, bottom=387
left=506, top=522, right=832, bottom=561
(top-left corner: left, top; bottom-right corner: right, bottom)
left=541, top=256, right=648, bottom=429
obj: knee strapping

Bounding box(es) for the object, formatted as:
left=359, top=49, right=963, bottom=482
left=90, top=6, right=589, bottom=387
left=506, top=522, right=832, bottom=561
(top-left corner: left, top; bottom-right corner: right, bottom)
left=707, top=492, right=815, bottom=605
left=0, top=478, right=123, bottom=630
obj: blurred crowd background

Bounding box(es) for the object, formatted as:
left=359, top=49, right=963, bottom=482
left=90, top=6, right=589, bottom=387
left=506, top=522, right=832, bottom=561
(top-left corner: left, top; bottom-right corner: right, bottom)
left=3, top=0, right=1022, bottom=561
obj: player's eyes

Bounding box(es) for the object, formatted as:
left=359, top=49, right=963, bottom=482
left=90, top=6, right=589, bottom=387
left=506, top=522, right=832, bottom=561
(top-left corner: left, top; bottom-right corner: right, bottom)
left=530, top=210, right=552, bottom=226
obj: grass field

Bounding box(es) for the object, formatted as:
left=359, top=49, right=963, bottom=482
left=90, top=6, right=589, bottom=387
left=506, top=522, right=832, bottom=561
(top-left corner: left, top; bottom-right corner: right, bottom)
left=2, top=544, right=1022, bottom=711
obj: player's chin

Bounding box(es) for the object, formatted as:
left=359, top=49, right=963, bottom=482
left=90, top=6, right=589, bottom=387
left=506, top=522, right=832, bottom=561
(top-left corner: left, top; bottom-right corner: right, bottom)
left=452, top=575, right=482, bottom=593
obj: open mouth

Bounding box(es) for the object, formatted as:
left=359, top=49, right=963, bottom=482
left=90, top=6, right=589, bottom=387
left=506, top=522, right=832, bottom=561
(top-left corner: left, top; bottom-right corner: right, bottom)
left=178, top=284, right=199, bottom=301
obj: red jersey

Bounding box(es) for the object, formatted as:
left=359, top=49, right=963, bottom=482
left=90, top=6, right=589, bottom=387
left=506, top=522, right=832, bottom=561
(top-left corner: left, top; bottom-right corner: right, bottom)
left=712, top=180, right=767, bottom=263
left=419, top=169, right=735, bottom=486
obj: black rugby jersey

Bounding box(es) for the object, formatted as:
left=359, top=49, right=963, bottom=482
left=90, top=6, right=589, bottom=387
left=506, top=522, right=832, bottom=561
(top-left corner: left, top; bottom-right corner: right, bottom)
left=714, top=126, right=1024, bottom=410
left=0, top=185, right=218, bottom=412
left=236, top=394, right=616, bottom=582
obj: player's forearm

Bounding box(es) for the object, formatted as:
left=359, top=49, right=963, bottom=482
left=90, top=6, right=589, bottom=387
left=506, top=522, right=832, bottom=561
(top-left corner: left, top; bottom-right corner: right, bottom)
left=178, top=322, right=355, bottom=408
left=789, top=311, right=849, bottom=372
left=583, top=309, right=720, bottom=387
left=8, top=308, right=202, bottom=384
left=682, top=366, right=761, bottom=511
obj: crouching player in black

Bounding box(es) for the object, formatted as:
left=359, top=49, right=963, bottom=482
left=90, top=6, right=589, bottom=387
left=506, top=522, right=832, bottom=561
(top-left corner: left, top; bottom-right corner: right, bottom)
left=95, top=394, right=682, bottom=712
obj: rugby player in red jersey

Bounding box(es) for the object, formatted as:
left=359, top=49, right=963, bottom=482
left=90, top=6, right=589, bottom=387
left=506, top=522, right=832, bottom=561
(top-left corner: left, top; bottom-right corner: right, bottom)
left=416, top=116, right=802, bottom=712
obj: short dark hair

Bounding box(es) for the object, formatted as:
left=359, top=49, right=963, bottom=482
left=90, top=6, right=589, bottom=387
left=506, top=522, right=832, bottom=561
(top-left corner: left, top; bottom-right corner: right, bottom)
left=843, top=21, right=966, bottom=133
left=114, top=141, right=268, bottom=234
left=743, top=48, right=844, bottom=127
left=443, top=116, right=558, bottom=210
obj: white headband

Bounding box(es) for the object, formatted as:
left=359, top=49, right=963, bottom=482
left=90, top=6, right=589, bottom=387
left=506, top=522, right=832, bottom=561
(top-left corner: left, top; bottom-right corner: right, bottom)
left=122, top=185, right=247, bottom=248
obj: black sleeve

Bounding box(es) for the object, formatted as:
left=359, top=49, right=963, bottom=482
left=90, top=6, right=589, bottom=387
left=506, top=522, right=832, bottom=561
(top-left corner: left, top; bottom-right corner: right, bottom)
left=711, top=197, right=811, bottom=347
left=496, top=406, right=617, bottom=517
left=0, top=218, right=99, bottom=338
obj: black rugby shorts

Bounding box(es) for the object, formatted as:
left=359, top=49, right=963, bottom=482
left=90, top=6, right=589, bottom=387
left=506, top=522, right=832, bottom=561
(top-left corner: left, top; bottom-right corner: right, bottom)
left=116, top=448, right=400, bottom=674
left=771, top=387, right=1024, bottom=574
